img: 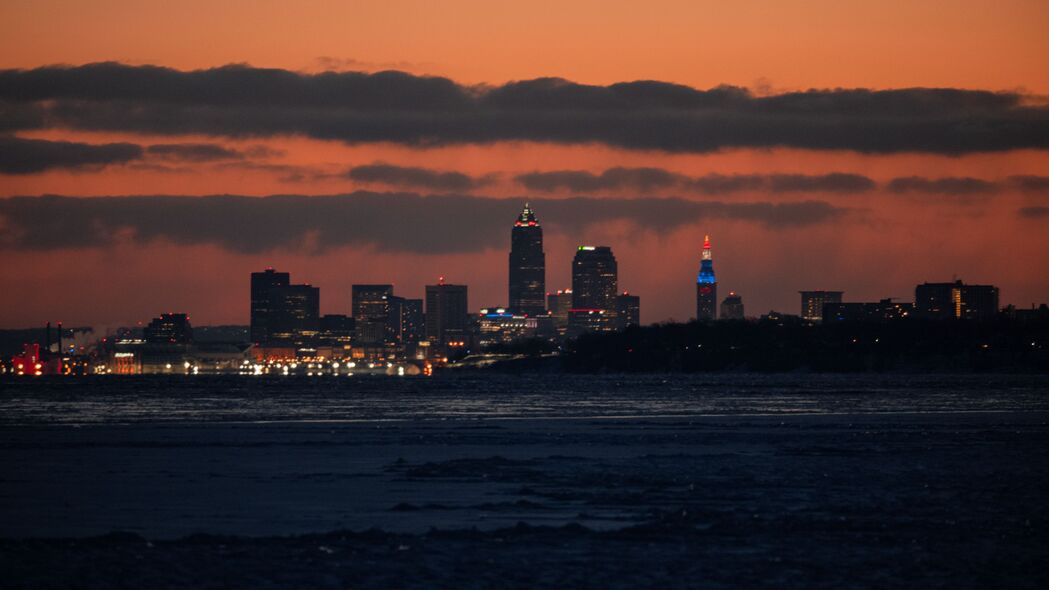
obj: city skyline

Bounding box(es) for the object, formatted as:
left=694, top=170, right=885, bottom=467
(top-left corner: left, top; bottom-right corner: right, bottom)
left=2, top=2, right=1048, bottom=328
left=0, top=192, right=1039, bottom=330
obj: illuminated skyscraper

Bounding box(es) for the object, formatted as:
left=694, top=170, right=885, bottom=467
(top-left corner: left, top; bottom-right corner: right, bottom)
left=352, top=284, right=393, bottom=346
left=509, top=203, right=546, bottom=316
left=696, top=235, right=717, bottom=320
left=571, top=246, right=618, bottom=333
left=572, top=246, right=617, bottom=311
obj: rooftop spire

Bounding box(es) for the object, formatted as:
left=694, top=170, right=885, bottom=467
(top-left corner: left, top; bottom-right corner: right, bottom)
left=515, top=202, right=539, bottom=227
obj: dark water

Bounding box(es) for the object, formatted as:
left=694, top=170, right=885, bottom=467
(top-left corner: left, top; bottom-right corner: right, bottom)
left=1, top=374, right=1047, bottom=588
left=2, top=373, right=1047, bottom=424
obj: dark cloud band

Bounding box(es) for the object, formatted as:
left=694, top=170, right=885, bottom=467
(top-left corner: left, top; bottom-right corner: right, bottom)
left=0, top=135, right=142, bottom=174
left=0, top=192, right=846, bottom=254
left=2, top=63, right=1047, bottom=154
left=518, top=168, right=877, bottom=194
left=0, top=136, right=270, bottom=173
left=347, top=163, right=490, bottom=191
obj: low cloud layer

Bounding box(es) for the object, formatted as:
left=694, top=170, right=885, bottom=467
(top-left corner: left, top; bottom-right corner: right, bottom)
left=347, top=163, right=491, bottom=191
left=1, top=63, right=1047, bottom=154
left=145, top=143, right=245, bottom=162
left=1018, top=206, right=1049, bottom=219
left=518, top=168, right=877, bottom=194
left=886, top=176, right=997, bottom=195
left=0, top=135, right=142, bottom=173
left=0, top=192, right=846, bottom=254
left=0, top=135, right=267, bottom=173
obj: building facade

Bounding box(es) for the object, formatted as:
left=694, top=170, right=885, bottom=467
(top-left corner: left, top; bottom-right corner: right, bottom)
left=352, top=284, right=394, bottom=346
left=250, top=268, right=290, bottom=343
left=615, top=292, right=640, bottom=330
left=144, top=313, right=193, bottom=344
left=425, top=280, right=468, bottom=351
left=547, top=289, right=573, bottom=336
left=915, top=281, right=999, bottom=320
left=720, top=292, right=744, bottom=320
left=250, top=268, right=318, bottom=345
left=696, top=235, right=717, bottom=320
left=800, top=290, right=844, bottom=322
left=823, top=299, right=913, bottom=322
left=508, top=203, right=546, bottom=316
left=477, top=307, right=538, bottom=347
left=571, top=246, right=618, bottom=333
left=268, top=284, right=320, bottom=343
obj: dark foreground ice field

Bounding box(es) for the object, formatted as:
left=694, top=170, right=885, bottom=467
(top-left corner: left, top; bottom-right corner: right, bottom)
left=1, top=374, right=1047, bottom=588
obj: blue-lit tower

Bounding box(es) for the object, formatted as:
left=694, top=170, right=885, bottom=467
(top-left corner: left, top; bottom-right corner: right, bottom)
left=696, top=235, right=717, bottom=320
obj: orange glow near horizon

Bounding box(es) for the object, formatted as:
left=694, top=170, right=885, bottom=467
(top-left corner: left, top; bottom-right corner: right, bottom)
left=1, top=1, right=1048, bottom=327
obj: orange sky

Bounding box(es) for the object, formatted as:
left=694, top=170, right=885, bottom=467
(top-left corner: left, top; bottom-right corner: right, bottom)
left=3, top=1, right=1049, bottom=92
left=1, top=1, right=1048, bottom=328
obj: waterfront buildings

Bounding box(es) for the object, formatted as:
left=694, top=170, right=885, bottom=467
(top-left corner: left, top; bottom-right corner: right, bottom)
left=508, top=203, right=546, bottom=316
left=800, top=290, right=844, bottom=322
left=144, top=313, right=193, bottom=344
left=823, top=299, right=913, bottom=322
left=915, top=280, right=999, bottom=320
left=696, top=235, right=717, bottom=320
left=477, top=307, right=538, bottom=347
left=250, top=268, right=320, bottom=345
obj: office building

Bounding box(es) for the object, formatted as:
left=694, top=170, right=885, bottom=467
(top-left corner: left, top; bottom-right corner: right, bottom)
left=800, top=290, right=844, bottom=322
left=426, top=279, right=468, bottom=350
left=572, top=246, right=617, bottom=310
left=571, top=246, right=618, bottom=333
left=388, top=296, right=425, bottom=345
left=250, top=268, right=318, bottom=345
left=250, top=268, right=290, bottom=343
left=615, top=292, right=640, bottom=330
left=144, top=313, right=193, bottom=344
left=547, top=289, right=573, bottom=335
left=319, top=314, right=354, bottom=347
left=477, top=307, right=538, bottom=347
left=268, top=284, right=320, bottom=343
left=696, top=235, right=717, bottom=320
left=915, top=280, right=999, bottom=320
left=720, top=292, right=744, bottom=320
left=508, top=203, right=546, bottom=316
left=352, top=284, right=393, bottom=345
left=824, top=299, right=913, bottom=322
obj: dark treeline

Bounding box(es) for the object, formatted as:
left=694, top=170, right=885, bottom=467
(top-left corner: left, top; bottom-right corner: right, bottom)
left=555, top=318, right=1049, bottom=373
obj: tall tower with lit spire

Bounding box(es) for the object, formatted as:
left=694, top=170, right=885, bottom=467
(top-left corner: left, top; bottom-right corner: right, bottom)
left=696, top=235, right=717, bottom=320
left=509, top=203, right=546, bottom=316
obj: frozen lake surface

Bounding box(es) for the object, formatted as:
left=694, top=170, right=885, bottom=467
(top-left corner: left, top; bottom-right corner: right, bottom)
left=1, top=374, right=1047, bottom=588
